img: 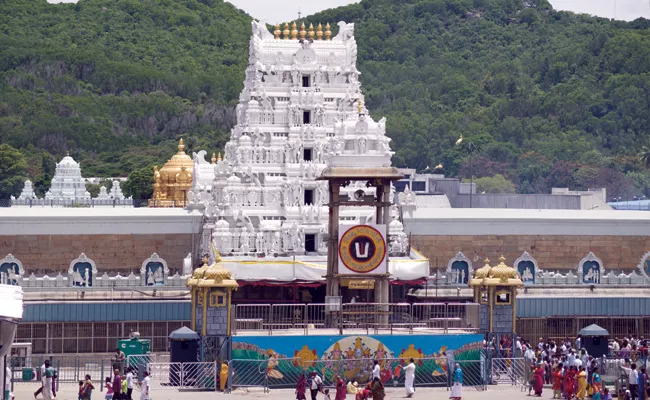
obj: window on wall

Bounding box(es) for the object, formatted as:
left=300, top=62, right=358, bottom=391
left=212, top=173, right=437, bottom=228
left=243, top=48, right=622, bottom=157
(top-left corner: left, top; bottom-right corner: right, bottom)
left=304, top=189, right=314, bottom=205
left=302, top=75, right=311, bottom=87
left=305, top=234, right=316, bottom=252
left=303, top=148, right=313, bottom=161
left=303, top=111, right=311, bottom=124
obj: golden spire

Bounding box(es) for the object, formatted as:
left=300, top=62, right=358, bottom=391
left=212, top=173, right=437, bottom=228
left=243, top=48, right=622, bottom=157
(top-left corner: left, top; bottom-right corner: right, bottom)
left=357, top=99, right=363, bottom=114
left=308, top=23, right=315, bottom=39
left=274, top=23, right=281, bottom=39
left=177, top=138, right=185, bottom=154
left=299, top=22, right=306, bottom=39
left=325, top=23, right=331, bottom=40
left=211, top=152, right=217, bottom=164
left=217, top=152, right=222, bottom=162
left=316, top=23, right=323, bottom=40
left=291, top=22, right=298, bottom=39
left=283, top=22, right=290, bottom=39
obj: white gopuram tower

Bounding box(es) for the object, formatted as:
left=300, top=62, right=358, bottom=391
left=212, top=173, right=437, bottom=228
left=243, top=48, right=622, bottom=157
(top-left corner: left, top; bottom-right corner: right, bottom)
left=189, top=21, right=428, bottom=289
left=45, top=153, right=91, bottom=201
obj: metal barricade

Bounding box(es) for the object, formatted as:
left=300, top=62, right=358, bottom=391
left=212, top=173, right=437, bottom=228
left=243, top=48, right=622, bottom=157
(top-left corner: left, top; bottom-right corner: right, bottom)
left=491, top=358, right=526, bottom=388
left=305, top=303, right=326, bottom=334
left=269, top=304, right=308, bottom=335
left=450, top=360, right=487, bottom=390
left=229, top=359, right=275, bottom=391
left=234, top=304, right=270, bottom=333
left=146, top=361, right=217, bottom=390
left=412, top=303, right=449, bottom=332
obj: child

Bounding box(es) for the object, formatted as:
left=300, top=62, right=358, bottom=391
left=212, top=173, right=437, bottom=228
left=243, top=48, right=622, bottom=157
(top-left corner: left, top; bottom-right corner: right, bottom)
left=121, top=375, right=127, bottom=398
left=79, top=380, right=85, bottom=400
left=105, top=377, right=113, bottom=400
left=323, top=388, right=331, bottom=400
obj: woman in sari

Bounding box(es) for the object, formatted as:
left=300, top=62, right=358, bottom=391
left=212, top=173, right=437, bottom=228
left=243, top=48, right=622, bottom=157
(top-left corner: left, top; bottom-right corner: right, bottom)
left=576, top=366, right=588, bottom=400
left=592, top=367, right=602, bottom=400
left=371, top=377, right=385, bottom=400
left=295, top=374, right=306, bottom=400
left=564, top=366, right=576, bottom=400
left=335, top=376, right=346, bottom=400
left=552, top=366, right=563, bottom=399
left=533, top=364, right=545, bottom=396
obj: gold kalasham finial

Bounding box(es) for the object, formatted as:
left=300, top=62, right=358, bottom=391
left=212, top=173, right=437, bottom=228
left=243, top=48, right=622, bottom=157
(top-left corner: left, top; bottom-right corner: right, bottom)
left=274, top=23, right=281, bottom=39
left=357, top=99, right=363, bottom=114
left=299, top=22, right=306, bottom=39
left=202, top=255, right=209, bottom=266
left=211, top=153, right=217, bottom=164
left=308, top=23, right=315, bottom=39
left=499, top=255, right=506, bottom=263
left=484, top=257, right=490, bottom=265
left=325, top=23, right=331, bottom=40
left=178, top=138, right=185, bottom=153
left=283, top=22, right=290, bottom=39
left=217, top=152, right=222, bottom=162
left=291, top=22, right=298, bottom=39
left=316, top=23, right=323, bottom=40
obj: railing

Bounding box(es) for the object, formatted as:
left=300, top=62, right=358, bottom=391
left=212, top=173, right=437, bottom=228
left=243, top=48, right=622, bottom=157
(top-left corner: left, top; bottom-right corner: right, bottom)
left=232, top=302, right=479, bottom=335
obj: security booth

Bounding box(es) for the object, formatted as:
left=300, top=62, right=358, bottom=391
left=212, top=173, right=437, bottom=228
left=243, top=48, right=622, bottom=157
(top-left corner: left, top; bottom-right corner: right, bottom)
left=578, top=324, right=609, bottom=358
left=169, top=327, right=201, bottom=387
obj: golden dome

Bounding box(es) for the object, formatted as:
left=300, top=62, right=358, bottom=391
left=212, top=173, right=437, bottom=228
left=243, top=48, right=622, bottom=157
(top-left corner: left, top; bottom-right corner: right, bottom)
left=488, top=256, right=521, bottom=282
left=187, top=254, right=238, bottom=289
left=474, top=258, right=492, bottom=279
left=159, top=138, right=193, bottom=176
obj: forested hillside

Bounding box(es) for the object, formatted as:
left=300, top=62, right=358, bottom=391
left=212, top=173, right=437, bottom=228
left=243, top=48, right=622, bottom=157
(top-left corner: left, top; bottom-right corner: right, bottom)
left=1, top=0, right=650, bottom=200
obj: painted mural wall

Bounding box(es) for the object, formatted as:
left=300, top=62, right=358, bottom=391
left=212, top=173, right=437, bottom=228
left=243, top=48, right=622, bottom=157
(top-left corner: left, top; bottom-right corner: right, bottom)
left=232, top=334, right=483, bottom=387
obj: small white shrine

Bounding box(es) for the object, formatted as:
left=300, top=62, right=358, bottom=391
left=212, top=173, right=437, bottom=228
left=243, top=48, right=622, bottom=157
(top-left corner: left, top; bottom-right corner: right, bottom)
left=45, top=153, right=91, bottom=201
left=16, top=180, right=37, bottom=200
left=187, top=21, right=429, bottom=284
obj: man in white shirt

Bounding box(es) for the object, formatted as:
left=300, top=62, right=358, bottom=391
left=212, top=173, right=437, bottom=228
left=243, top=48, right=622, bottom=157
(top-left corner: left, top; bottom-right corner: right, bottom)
left=309, top=371, right=322, bottom=400
left=125, top=367, right=134, bottom=400
left=404, top=359, right=416, bottom=398
left=140, top=371, right=150, bottom=400
left=621, top=364, right=639, bottom=400
left=34, top=361, right=47, bottom=399
left=372, top=360, right=380, bottom=380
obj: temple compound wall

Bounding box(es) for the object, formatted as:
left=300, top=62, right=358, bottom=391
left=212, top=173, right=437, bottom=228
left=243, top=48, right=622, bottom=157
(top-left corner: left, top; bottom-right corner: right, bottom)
left=411, top=234, right=650, bottom=271
left=0, top=234, right=193, bottom=274
left=0, top=207, right=202, bottom=276
left=406, top=208, right=650, bottom=273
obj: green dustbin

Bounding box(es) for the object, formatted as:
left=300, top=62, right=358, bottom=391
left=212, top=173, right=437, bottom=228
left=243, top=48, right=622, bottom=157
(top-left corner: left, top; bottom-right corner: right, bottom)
left=22, top=368, right=34, bottom=381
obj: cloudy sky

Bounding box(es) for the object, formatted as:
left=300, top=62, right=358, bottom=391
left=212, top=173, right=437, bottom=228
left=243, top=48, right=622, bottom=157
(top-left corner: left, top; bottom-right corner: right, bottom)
left=46, top=0, right=650, bottom=23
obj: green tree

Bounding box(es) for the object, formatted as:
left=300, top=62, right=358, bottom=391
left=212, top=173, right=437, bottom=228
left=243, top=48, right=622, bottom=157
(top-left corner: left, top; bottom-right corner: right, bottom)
left=466, top=174, right=516, bottom=194
left=85, top=183, right=101, bottom=198
left=0, top=144, right=28, bottom=199
left=123, top=166, right=154, bottom=200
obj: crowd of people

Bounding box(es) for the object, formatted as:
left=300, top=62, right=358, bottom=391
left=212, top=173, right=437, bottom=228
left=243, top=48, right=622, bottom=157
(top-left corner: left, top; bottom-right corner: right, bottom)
left=294, top=359, right=464, bottom=400
left=519, top=336, right=649, bottom=400
left=32, top=349, right=151, bottom=400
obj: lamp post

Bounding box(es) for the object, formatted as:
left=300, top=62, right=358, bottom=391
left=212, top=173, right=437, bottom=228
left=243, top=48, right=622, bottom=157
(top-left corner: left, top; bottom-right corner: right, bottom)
left=456, top=136, right=477, bottom=208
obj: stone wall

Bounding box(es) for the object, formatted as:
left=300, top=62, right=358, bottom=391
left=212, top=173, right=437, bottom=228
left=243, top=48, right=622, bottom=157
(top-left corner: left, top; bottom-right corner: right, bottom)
left=412, top=234, right=650, bottom=271
left=0, top=233, right=195, bottom=274
left=492, top=305, right=514, bottom=333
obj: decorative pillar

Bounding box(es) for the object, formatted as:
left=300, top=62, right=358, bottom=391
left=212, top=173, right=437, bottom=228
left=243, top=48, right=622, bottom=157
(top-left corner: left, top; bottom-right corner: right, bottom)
left=187, top=254, right=239, bottom=360
left=470, top=256, right=522, bottom=335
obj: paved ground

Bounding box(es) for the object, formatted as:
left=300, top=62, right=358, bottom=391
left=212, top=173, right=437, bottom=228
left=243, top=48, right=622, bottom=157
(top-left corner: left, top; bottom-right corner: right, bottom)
left=12, top=383, right=526, bottom=400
